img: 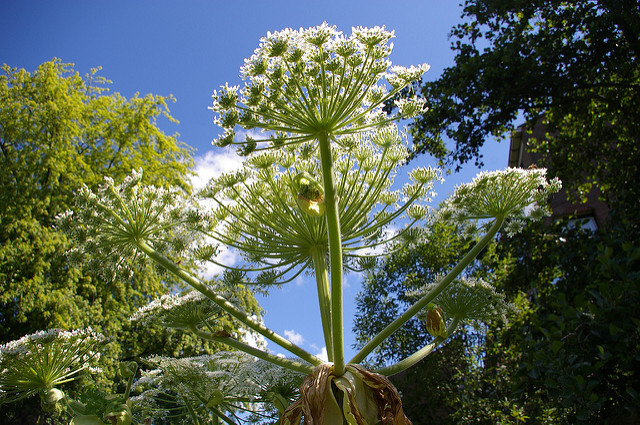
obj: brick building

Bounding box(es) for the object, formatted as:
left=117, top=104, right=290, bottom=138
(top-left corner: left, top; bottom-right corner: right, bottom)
left=508, top=122, right=610, bottom=230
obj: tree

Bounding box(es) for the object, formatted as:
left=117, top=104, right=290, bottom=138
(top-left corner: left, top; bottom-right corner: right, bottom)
left=0, top=60, right=260, bottom=423
left=484, top=215, right=640, bottom=423
left=354, top=214, right=640, bottom=424
left=409, top=0, right=640, bottom=208
left=1, top=59, right=194, bottom=340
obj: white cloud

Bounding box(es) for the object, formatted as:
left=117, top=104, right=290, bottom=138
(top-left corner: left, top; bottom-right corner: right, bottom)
left=190, top=149, right=246, bottom=279
left=284, top=329, right=305, bottom=346
left=190, top=149, right=245, bottom=191
left=240, top=315, right=267, bottom=349
left=294, top=275, right=306, bottom=287
left=315, top=346, right=328, bottom=362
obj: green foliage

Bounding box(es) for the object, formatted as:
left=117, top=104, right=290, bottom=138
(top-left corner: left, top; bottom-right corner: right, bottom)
left=365, top=215, right=640, bottom=424
left=0, top=60, right=261, bottom=423
left=0, top=58, right=194, bottom=341
left=408, top=0, right=640, bottom=207
left=486, top=216, right=640, bottom=423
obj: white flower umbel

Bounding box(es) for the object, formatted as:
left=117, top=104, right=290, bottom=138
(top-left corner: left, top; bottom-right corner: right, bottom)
left=0, top=328, right=105, bottom=404
left=199, top=129, right=439, bottom=283
left=131, top=290, right=229, bottom=330
left=210, top=23, right=429, bottom=154
left=58, top=169, right=196, bottom=282
left=441, top=167, right=562, bottom=223
left=132, top=352, right=304, bottom=424
left=61, top=170, right=324, bottom=369
left=198, top=128, right=439, bottom=366
left=412, top=277, right=514, bottom=325
left=210, top=23, right=430, bottom=376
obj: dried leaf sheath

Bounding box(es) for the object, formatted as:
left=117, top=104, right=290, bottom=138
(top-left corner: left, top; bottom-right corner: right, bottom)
left=282, top=364, right=412, bottom=425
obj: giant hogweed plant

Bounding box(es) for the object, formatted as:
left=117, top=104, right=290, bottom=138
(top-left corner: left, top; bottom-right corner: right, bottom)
left=0, top=23, right=560, bottom=424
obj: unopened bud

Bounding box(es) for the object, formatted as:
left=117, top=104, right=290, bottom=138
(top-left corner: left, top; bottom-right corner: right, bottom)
left=293, top=172, right=325, bottom=217
left=425, top=305, right=447, bottom=338
left=42, top=387, right=65, bottom=405
left=206, top=389, right=225, bottom=407
left=40, top=388, right=65, bottom=415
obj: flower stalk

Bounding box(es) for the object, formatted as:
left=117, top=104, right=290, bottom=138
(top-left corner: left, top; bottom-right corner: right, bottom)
left=317, top=130, right=346, bottom=375
left=135, top=239, right=323, bottom=367
left=375, top=317, right=461, bottom=376
left=188, top=325, right=314, bottom=374
left=310, top=246, right=334, bottom=362
left=350, top=216, right=504, bottom=365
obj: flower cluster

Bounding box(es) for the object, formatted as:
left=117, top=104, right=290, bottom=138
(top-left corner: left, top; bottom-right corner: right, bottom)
left=58, top=169, right=197, bottom=281
left=131, top=352, right=304, bottom=423
left=197, top=128, right=440, bottom=284
left=0, top=328, right=105, bottom=404
left=439, top=167, right=561, bottom=228
left=131, top=290, right=229, bottom=329
left=210, top=22, right=429, bottom=154
left=411, top=277, right=514, bottom=325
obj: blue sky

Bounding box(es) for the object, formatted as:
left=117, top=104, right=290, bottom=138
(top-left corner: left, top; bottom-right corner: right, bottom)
left=1, top=1, right=508, bottom=362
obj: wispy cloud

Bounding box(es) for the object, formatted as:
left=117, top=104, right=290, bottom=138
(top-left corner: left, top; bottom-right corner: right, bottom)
left=284, top=329, right=305, bottom=346
left=197, top=246, right=240, bottom=280
left=191, top=148, right=245, bottom=279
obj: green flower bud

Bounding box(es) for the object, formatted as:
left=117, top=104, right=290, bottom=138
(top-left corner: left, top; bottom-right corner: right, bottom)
left=206, top=389, right=225, bottom=407
left=293, top=172, right=325, bottom=217
left=425, top=305, right=447, bottom=338
left=40, top=388, right=65, bottom=415
left=42, top=387, right=65, bottom=405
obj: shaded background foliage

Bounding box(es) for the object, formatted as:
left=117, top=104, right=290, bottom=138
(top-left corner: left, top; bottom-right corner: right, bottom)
left=0, top=60, right=261, bottom=424
left=356, top=0, right=639, bottom=423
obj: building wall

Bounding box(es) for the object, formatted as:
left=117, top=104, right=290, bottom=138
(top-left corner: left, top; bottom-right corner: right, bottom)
left=508, top=121, right=610, bottom=228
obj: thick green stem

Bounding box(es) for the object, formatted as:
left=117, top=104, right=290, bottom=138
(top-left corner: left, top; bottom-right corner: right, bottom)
left=317, top=131, right=345, bottom=375
left=311, top=246, right=334, bottom=362
left=189, top=326, right=314, bottom=374
left=135, top=240, right=323, bottom=367
left=375, top=317, right=461, bottom=376
left=350, top=217, right=504, bottom=365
